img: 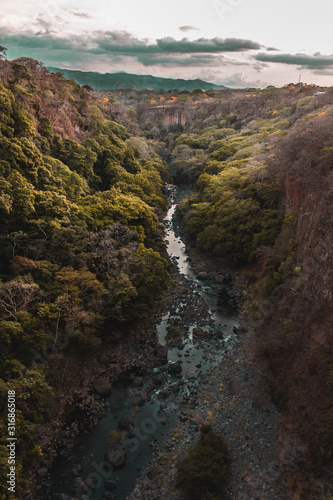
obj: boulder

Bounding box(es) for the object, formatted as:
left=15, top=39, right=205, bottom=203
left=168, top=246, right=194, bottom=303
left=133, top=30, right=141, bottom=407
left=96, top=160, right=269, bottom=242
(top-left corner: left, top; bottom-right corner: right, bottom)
left=93, top=378, right=112, bottom=397
left=158, top=389, right=170, bottom=399
left=73, top=480, right=89, bottom=497
left=105, top=443, right=126, bottom=468
left=86, top=477, right=98, bottom=489
left=132, top=377, right=144, bottom=387
left=103, top=493, right=115, bottom=500
left=197, top=272, right=209, bottom=280
left=152, top=373, right=165, bottom=386
left=37, top=468, right=48, bottom=478
left=192, top=327, right=205, bottom=338
left=154, top=343, right=168, bottom=359
left=72, top=465, right=83, bottom=477
left=167, top=361, right=182, bottom=375
left=105, top=480, right=117, bottom=491
left=118, top=414, right=134, bottom=436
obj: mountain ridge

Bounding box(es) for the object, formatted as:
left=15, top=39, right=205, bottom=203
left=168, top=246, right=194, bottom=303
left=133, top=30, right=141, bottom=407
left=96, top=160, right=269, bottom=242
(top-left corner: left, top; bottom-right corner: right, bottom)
left=47, top=67, right=228, bottom=92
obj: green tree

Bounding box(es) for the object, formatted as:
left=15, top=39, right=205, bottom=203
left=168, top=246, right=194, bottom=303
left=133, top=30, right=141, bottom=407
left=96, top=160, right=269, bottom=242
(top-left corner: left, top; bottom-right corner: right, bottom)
left=176, top=426, right=230, bottom=498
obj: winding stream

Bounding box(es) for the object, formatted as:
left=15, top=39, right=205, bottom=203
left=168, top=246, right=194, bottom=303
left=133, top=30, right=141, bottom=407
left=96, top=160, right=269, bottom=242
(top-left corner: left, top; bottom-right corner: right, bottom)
left=48, top=185, right=239, bottom=500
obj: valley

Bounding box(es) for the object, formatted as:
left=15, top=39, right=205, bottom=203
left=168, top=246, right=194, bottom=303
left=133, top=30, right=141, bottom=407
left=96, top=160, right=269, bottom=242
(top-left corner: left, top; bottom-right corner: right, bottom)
left=0, top=57, right=332, bottom=500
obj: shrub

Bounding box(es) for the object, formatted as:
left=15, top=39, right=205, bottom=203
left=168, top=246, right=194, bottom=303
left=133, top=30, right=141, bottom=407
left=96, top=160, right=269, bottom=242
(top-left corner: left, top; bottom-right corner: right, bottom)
left=175, top=425, right=230, bottom=498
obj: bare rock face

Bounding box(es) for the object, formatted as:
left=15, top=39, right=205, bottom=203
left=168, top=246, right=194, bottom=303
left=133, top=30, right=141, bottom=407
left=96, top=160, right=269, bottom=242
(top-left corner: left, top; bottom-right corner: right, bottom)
left=93, top=378, right=112, bottom=397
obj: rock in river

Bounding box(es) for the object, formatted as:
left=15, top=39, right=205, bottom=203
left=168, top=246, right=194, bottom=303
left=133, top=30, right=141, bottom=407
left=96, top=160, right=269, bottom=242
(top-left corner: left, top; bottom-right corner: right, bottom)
left=197, top=271, right=209, bottom=280
left=118, top=414, right=135, bottom=437
left=167, top=361, right=182, bottom=375
left=105, top=480, right=117, bottom=491
left=154, top=343, right=168, bottom=359
left=105, top=443, right=126, bottom=468
left=192, top=327, right=206, bottom=338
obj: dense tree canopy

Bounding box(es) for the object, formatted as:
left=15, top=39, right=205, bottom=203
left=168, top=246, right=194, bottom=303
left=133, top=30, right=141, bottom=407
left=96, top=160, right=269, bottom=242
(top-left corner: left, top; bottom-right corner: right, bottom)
left=0, top=59, right=171, bottom=497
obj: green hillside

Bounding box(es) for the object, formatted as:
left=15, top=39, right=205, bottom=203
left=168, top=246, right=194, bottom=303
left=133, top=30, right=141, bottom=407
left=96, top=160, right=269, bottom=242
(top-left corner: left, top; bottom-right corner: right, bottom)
left=47, top=67, right=228, bottom=92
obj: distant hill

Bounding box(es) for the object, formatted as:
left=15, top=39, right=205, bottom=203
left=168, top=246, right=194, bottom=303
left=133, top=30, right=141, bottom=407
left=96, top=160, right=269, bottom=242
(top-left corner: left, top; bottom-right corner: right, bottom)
left=47, top=67, right=228, bottom=92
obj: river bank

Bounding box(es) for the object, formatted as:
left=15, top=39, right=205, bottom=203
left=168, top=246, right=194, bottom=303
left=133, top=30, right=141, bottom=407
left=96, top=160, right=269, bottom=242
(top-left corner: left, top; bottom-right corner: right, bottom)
left=128, top=186, right=293, bottom=500
left=27, top=185, right=292, bottom=500
left=129, top=327, right=292, bottom=500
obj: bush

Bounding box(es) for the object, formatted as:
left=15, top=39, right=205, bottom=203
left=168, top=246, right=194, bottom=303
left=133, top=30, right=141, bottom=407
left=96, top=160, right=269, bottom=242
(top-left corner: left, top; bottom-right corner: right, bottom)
left=175, top=425, right=230, bottom=498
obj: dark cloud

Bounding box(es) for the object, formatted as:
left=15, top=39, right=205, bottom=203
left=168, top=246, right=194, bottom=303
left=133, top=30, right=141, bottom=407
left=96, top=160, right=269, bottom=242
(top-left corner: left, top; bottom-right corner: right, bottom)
left=136, top=53, right=247, bottom=68
left=0, top=27, right=259, bottom=71
left=156, top=37, right=261, bottom=53
left=94, top=31, right=261, bottom=54
left=179, top=26, right=200, bottom=32
left=2, top=31, right=75, bottom=51
left=313, top=69, right=333, bottom=76
left=1, top=27, right=261, bottom=57
left=266, top=47, right=279, bottom=51
left=255, top=52, right=333, bottom=69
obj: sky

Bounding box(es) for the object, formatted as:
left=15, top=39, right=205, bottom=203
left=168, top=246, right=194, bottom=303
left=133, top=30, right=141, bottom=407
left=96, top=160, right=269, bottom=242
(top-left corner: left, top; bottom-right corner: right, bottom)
left=1, top=0, right=333, bottom=87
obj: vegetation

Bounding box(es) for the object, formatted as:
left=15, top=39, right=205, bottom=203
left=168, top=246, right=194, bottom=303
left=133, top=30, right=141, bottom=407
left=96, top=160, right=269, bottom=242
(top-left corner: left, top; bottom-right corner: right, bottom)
left=175, top=425, right=230, bottom=498
left=0, top=57, right=171, bottom=497
left=0, top=53, right=333, bottom=498
left=121, top=81, right=333, bottom=496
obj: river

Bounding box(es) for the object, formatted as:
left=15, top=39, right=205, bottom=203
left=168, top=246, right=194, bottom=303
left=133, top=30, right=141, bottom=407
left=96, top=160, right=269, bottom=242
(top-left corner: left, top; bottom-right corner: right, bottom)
left=48, top=185, right=239, bottom=500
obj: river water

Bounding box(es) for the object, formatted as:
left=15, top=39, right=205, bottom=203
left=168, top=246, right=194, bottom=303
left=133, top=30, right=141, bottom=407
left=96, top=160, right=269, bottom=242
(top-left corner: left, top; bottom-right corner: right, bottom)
left=48, top=185, right=239, bottom=500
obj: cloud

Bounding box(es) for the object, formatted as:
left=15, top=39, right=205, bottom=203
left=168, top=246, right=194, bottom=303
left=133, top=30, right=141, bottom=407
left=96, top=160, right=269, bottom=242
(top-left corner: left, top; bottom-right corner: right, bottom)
left=313, top=69, right=333, bottom=76
left=0, top=26, right=259, bottom=73
left=93, top=31, right=262, bottom=54
left=36, top=14, right=53, bottom=32
left=156, top=36, right=261, bottom=53
left=266, top=47, right=279, bottom=51
left=179, top=26, right=200, bottom=32
left=216, top=72, right=263, bottom=88
left=135, top=53, right=247, bottom=68
left=252, top=61, right=269, bottom=72
left=194, top=68, right=224, bottom=82
left=1, top=27, right=262, bottom=57
left=71, top=11, right=92, bottom=19
left=0, top=29, right=76, bottom=51
left=255, top=52, right=333, bottom=70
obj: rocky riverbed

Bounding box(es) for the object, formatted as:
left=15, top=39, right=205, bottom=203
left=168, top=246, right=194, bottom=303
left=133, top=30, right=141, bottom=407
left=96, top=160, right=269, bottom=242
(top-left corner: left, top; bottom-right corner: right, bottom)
left=129, top=327, right=293, bottom=500
left=28, top=185, right=294, bottom=500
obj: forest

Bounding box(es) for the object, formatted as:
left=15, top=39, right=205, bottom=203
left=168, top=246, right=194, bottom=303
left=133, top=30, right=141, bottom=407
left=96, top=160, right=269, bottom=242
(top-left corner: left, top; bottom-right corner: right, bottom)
left=0, top=56, right=171, bottom=497
left=0, top=54, right=332, bottom=499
